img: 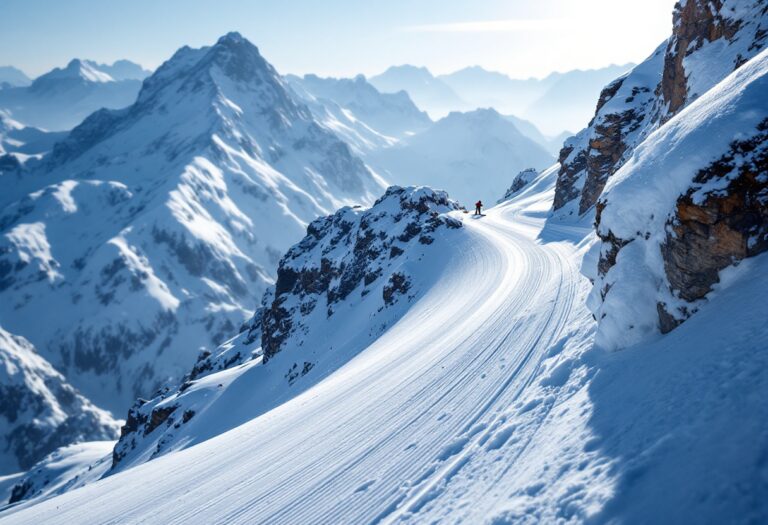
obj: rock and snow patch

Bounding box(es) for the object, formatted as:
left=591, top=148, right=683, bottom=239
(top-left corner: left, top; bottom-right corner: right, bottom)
left=498, top=168, right=540, bottom=202
left=587, top=48, right=768, bottom=350
left=554, top=0, right=768, bottom=216
left=4, top=441, right=114, bottom=507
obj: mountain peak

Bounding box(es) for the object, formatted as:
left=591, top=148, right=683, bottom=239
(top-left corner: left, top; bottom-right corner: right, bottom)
left=216, top=31, right=247, bottom=46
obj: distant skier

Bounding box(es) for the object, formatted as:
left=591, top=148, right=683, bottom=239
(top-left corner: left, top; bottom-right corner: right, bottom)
left=475, top=200, right=483, bottom=216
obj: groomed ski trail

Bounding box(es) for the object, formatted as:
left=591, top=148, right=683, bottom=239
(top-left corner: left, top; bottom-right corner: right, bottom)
left=1, top=195, right=591, bottom=525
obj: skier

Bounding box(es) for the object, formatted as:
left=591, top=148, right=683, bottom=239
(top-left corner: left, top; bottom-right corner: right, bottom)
left=475, top=200, right=483, bottom=216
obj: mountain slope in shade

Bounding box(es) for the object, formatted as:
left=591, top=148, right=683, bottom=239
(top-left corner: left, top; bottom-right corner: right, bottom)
left=369, top=65, right=470, bottom=118
left=0, top=60, right=143, bottom=130
left=0, top=326, right=118, bottom=475
left=0, top=67, right=32, bottom=89
left=0, top=32, right=385, bottom=415
left=367, top=108, right=554, bottom=205
left=0, top=111, right=67, bottom=161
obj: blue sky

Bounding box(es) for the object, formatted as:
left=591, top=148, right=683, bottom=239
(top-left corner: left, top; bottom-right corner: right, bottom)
left=1, top=0, right=676, bottom=79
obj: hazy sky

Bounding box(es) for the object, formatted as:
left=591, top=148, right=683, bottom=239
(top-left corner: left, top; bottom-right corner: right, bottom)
left=1, top=0, right=677, bottom=79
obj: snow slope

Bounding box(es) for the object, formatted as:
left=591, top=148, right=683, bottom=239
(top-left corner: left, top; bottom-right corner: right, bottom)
left=367, top=108, right=554, bottom=205
left=0, top=32, right=385, bottom=415
left=2, top=166, right=767, bottom=523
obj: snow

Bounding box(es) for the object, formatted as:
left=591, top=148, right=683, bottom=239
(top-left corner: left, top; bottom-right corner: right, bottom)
left=590, top=47, right=768, bottom=349
left=0, top=442, right=114, bottom=508
left=0, top=150, right=766, bottom=523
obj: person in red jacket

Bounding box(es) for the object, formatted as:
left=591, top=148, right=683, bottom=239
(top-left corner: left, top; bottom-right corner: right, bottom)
left=475, top=200, right=483, bottom=216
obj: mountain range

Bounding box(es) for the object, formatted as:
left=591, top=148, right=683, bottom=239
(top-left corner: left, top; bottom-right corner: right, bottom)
left=369, top=62, right=634, bottom=134
left=1, top=0, right=767, bottom=521
left=0, top=31, right=385, bottom=431
left=0, top=60, right=149, bottom=130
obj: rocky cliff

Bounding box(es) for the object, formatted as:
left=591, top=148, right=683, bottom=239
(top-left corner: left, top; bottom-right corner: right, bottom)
left=584, top=47, right=768, bottom=349
left=554, top=0, right=768, bottom=215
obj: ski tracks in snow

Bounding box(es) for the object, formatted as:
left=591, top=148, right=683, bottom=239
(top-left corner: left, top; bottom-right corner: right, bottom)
left=1, top=200, right=591, bottom=525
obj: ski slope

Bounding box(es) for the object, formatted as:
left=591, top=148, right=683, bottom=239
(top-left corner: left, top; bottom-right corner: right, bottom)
left=0, top=171, right=596, bottom=524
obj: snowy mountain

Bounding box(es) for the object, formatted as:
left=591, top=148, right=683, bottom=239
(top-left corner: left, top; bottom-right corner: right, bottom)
left=0, top=67, right=31, bottom=89
left=285, top=73, right=431, bottom=154
left=95, top=60, right=151, bottom=81
left=503, top=114, right=571, bottom=156
left=0, top=32, right=385, bottom=416
left=438, top=66, right=547, bottom=116
left=369, top=65, right=470, bottom=118
left=0, top=326, right=118, bottom=475
left=367, top=108, right=554, bottom=205
left=0, top=59, right=145, bottom=130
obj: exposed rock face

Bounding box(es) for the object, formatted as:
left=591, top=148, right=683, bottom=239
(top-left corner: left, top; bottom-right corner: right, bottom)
left=658, top=117, right=768, bottom=331
left=661, top=0, right=744, bottom=115
left=585, top=46, right=768, bottom=349
left=261, top=185, right=462, bottom=362
left=0, top=326, right=118, bottom=474
left=499, top=168, right=539, bottom=202
left=553, top=48, right=662, bottom=214
left=554, top=0, right=768, bottom=215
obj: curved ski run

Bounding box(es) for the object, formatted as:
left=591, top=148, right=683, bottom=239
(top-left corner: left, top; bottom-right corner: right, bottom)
left=3, top=199, right=588, bottom=524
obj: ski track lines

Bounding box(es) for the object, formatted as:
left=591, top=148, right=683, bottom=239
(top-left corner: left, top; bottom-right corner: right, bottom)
left=1, top=204, right=583, bottom=525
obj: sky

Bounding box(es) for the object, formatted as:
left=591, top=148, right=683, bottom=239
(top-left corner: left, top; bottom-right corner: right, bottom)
left=0, top=0, right=677, bottom=80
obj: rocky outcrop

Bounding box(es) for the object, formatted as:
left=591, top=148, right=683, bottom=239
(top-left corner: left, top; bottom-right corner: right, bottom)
left=499, top=168, right=539, bottom=202
left=658, top=117, right=768, bottom=331
left=585, top=45, right=768, bottom=349
left=660, top=0, right=745, bottom=116
left=261, top=186, right=461, bottom=362
left=554, top=0, right=768, bottom=215
left=553, top=49, right=661, bottom=214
